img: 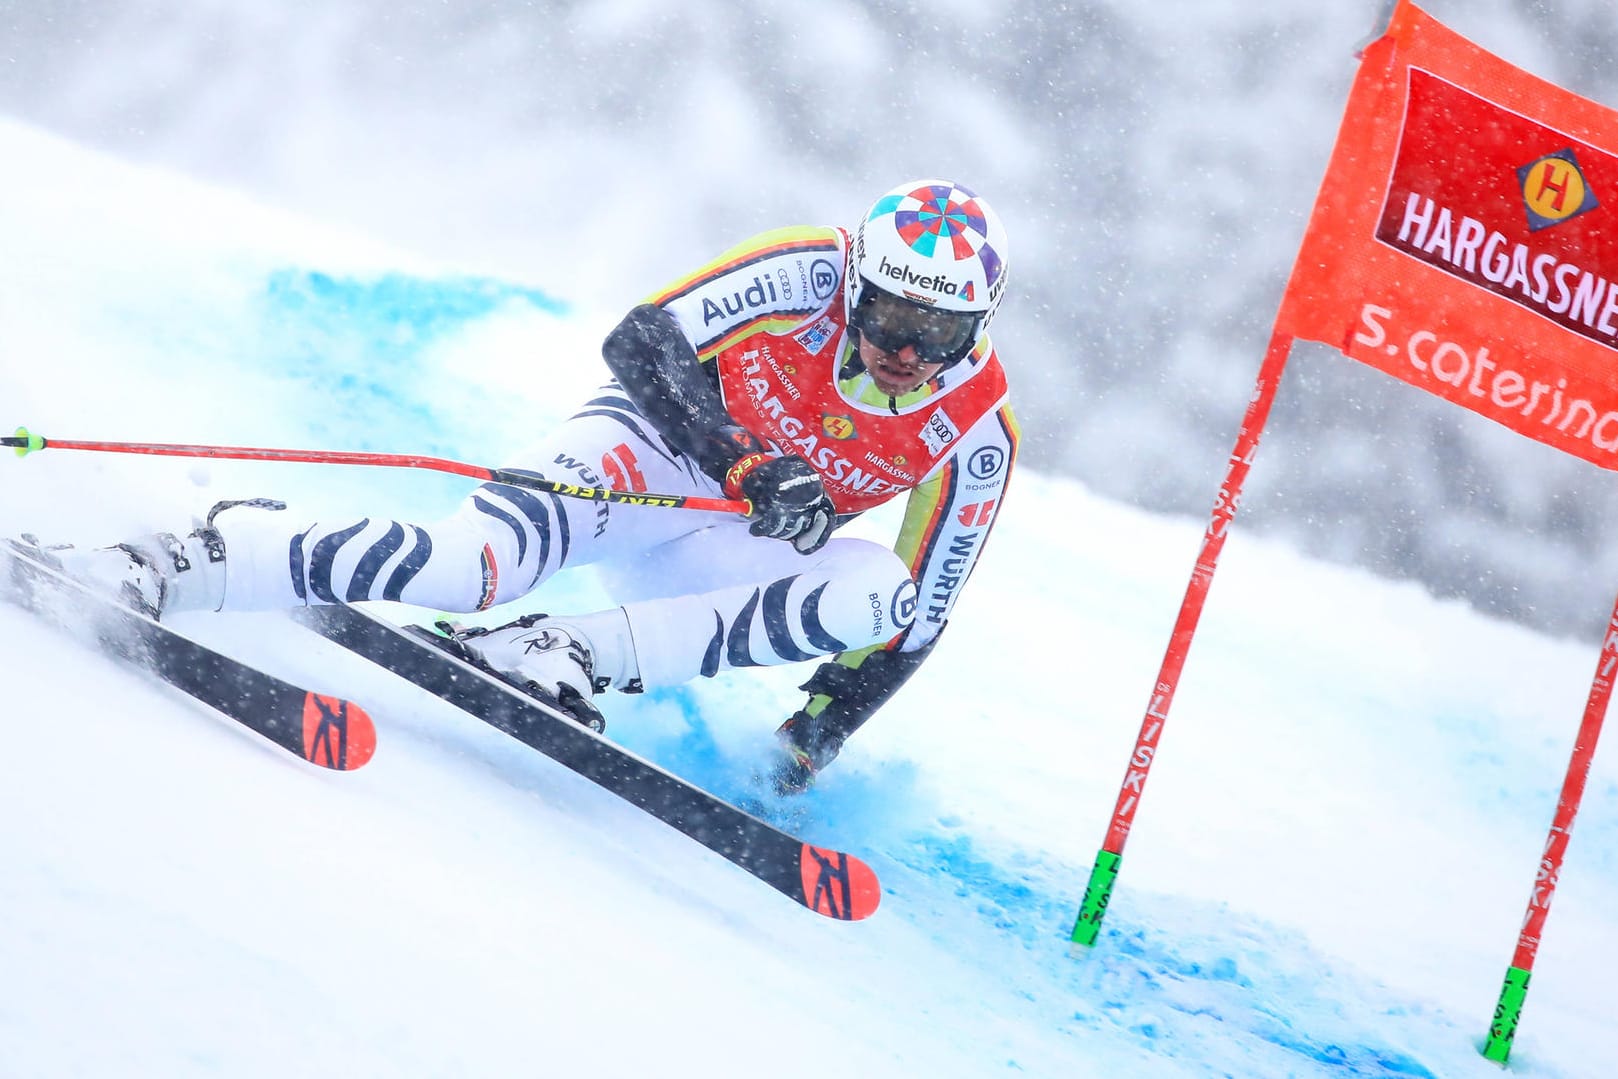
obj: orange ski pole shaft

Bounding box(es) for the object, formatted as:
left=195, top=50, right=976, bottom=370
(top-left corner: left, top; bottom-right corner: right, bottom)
left=5, top=426, right=750, bottom=516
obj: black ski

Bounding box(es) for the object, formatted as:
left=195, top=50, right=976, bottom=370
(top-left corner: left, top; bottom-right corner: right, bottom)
left=1, top=544, right=376, bottom=770
left=295, top=603, right=881, bottom=920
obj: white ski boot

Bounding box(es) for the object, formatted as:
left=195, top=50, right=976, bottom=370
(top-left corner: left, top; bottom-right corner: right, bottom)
left=23, top=529, right=227, bottom=619
left=448, top=608, right=641, bottom=731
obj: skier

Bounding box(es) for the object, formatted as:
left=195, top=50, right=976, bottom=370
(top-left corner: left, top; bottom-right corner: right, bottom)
left=33, top=178, right=1019, bottom=793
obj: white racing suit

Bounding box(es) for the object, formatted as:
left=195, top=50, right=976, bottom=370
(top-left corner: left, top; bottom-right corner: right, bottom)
left=208, top=224, right=1021, bottom=749
left=216, top=393, right=915, bottom=688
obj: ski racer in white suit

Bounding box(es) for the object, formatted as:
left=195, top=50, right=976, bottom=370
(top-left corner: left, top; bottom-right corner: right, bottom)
left=48, top=179, right=1021, bottom=793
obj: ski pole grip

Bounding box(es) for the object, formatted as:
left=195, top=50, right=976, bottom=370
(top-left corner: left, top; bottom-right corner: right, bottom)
left=8, top=427, right=46, bottom=458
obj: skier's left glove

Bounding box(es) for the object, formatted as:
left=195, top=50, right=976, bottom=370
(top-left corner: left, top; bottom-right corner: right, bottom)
left=769, top=637, right=938, bottom=794
left=724, top=452, right=836, bottom=555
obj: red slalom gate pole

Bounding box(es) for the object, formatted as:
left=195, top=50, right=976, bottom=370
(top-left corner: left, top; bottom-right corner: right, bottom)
left=1070, top=330, right=1296, bottom=949
left=4, top=427, right=750, bottom=516
left=1481, top=593, right=1618, bottom=1063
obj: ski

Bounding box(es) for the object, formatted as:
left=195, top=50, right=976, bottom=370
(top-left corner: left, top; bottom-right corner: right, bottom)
left=1, top=544, right=377, bottom=770
left=294, top=603, right=882, bottom=920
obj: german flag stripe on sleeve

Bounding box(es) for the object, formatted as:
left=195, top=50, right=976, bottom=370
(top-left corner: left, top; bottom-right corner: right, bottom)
left=894, top=459, right=957, bottom=577
left=995, top=405, right=1022, bottom=481
left=643, top=225, right=842, bottom=308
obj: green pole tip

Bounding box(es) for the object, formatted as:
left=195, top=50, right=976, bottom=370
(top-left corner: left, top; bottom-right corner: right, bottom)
left=12, top=427, right=44, bottom=458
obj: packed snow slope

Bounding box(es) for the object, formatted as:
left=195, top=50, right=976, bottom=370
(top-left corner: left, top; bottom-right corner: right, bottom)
left=1, top=120, right=1615, bottom=1078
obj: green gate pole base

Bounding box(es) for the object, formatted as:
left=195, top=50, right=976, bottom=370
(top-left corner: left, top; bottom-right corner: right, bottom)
left=1069, top=849, right=1122, bottom=952
left=1481, top=965, right=1531, bottom=1064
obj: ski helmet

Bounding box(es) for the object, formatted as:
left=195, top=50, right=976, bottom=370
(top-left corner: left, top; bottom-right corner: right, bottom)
left=847, top=179, right=1010, bottom=367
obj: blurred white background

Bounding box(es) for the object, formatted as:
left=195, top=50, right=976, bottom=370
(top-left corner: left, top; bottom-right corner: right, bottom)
left=4, top=0, right=1618, bottom=636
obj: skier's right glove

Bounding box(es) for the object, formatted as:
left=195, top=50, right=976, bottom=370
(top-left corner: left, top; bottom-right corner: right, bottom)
left=723, top=451, right=836, bottom=555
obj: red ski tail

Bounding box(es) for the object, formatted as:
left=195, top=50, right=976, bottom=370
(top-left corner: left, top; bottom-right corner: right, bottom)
left=801, top=843, right=881, bottom=921
left=301, top=692, right=378, bottom=770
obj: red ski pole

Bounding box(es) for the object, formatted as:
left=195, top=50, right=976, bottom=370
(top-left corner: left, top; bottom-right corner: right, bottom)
left=4, top=426, right=751, bottom=516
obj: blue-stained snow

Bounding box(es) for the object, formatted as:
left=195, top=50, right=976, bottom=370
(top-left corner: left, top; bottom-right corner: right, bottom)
left=254, top=270, right=572, bottom=504
left=1, top=117, right=1614, bottom=1078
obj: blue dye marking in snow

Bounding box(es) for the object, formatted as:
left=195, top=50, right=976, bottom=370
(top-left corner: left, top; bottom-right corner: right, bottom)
left=265, top=270, right=566, bottom=343
left=618, top=689, right=1447, bottom=1077
left=507, top=685, right=1468, bottom=1077
left=1089, top=925, right=1439, bottom=1076
left=254, top=269, right=568, bottom=506
left=259, top=269, right=565, bottom=421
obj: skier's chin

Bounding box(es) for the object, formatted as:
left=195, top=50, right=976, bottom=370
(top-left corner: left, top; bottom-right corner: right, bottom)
left=867, top=355, right=936, bottom=396
left=871, top=371, right=923, bottom=395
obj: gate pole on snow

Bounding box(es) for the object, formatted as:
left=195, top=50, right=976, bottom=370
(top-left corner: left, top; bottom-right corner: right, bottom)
left=1070, top=329, right=1295, bottom=948
left=1482, top=592, right=1618, bottom=1062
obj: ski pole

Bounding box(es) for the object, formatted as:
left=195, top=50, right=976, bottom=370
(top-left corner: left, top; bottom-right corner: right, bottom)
left=4, top=427, right=751, bottom=516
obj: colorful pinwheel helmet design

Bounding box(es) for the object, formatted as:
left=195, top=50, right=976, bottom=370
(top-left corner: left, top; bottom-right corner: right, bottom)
left=847, top=179, right=1010, bottom=367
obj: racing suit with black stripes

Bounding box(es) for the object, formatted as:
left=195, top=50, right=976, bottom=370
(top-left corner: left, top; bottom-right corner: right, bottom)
left=206, top=224, right=1019, bottom=766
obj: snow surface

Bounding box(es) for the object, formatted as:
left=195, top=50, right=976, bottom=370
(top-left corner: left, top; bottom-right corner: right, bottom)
left=1, top=118, right=1615, bottom=1078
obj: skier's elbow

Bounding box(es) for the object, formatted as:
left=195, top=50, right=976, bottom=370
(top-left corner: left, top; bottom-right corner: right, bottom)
left=602, top=303, right=686, bottom=381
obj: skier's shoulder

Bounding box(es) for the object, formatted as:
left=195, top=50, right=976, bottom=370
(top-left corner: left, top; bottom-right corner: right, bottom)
left=939, top=336, right=1012, bottom=406
left=933, top=343, right=1020, bottom=467
left=717, top=223, right=847, bottom=261
left=645, top=225, right=848, bottom=308
left=650, top=225, right=851, bottom=349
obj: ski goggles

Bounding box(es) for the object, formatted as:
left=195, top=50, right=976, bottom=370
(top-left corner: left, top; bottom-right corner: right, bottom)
left=852, top=289, right=982, bottom=367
